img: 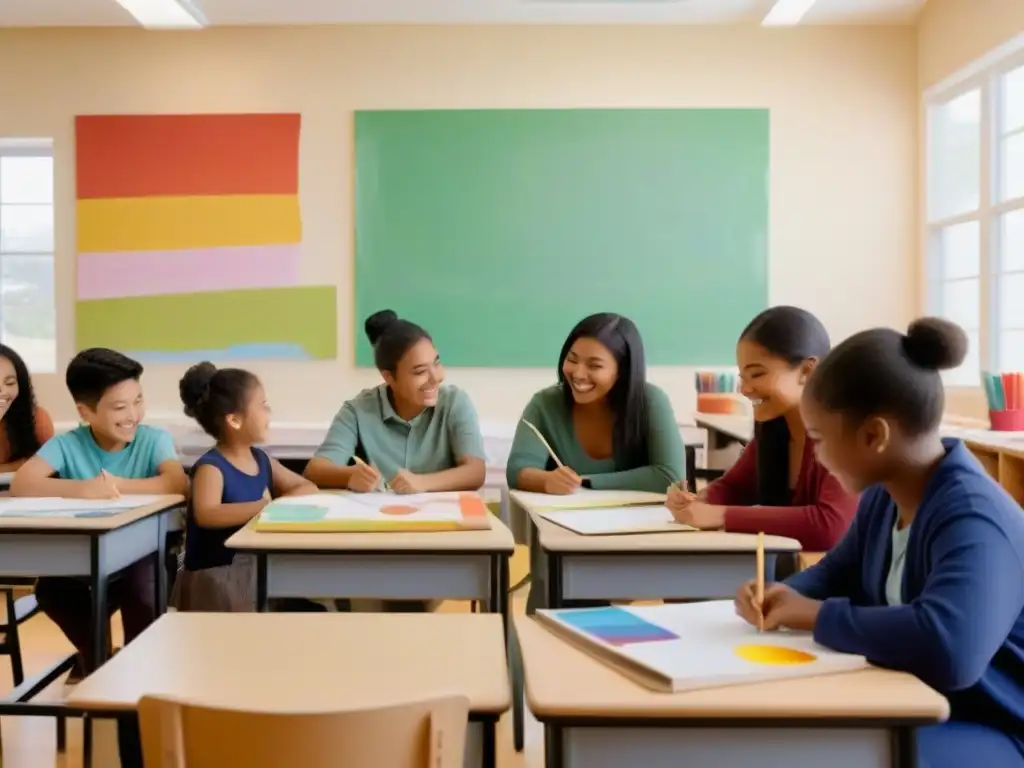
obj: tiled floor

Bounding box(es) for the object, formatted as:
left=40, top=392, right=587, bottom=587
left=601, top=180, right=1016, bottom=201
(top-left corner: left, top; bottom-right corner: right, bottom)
left=0, top=546, right=545, bottom=767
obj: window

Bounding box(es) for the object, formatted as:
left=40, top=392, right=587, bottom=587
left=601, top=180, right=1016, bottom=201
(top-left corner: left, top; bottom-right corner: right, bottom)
left=0, top=140, right=55, bottom=373
left=925, top=48, right=1024, bottom=387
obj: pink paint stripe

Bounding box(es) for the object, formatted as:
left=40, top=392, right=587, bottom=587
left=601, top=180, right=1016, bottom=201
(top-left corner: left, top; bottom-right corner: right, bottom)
left=77, top=244, right=302, bottom=300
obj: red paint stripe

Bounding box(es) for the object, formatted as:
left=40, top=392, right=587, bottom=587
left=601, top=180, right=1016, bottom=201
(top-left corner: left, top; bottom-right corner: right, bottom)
left=75, top=114, right=300, bottom=199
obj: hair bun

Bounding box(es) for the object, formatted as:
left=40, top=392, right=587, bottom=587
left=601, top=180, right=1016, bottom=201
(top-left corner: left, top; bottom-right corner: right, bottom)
left=364, top=309, right=399, bottom=346
left=902, top=317, right=968, bottom=371
left=179, top=361, right=218, bottom=418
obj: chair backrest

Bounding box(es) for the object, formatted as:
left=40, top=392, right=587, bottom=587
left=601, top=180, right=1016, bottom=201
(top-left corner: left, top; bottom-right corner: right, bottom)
left=138, top=693, right=470, bottom=768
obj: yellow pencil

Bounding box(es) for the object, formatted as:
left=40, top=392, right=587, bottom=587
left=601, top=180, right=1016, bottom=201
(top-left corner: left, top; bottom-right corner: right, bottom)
left=352, top=455, right=388, bottom=492
left=522, top=419, right=565, bottom=468
left=756, top=531, right=765, bottom=632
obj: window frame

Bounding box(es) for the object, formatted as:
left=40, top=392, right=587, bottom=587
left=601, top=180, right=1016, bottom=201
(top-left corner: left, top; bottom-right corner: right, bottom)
left=923, top=35, right=1024, bottom=388
left=0, top=138, right=57, bottom=374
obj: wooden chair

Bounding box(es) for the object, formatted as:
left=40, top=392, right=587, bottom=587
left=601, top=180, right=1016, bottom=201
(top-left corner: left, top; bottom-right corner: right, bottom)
left=138, top=693, right=470, bottom=768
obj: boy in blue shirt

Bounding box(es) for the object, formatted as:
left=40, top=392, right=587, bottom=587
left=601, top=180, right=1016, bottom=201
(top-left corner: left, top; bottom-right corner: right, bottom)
left=12, top=348, right=188, bottom=681
left=735, top=318, right=1024, bottom=766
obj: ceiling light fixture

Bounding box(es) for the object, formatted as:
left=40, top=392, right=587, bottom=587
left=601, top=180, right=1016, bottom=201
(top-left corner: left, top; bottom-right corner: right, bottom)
left=114, top=0, right=207, bottom=29
left=761, top=0, right=819, bottom=26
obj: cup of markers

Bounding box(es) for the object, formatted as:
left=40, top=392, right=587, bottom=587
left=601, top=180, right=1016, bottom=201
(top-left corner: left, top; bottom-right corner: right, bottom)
left=983, top=371, right=1024, bottom=431
left=695, top=371, right=743, bottom=414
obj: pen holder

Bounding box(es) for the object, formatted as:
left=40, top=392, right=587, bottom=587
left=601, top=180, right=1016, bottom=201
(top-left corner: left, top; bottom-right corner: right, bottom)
left=697, top=393, right=744, bottom=415
left=989, top=409, right=1024, bottom=431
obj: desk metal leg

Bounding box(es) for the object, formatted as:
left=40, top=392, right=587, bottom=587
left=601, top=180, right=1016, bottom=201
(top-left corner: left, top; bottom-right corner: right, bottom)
left=892, top=726, right=917, bottom=768
left=481, top=718, right=497, bottom=768
left=154, top=513, right=168, bottom=615
left=256, top=555, right=268, bottom=612
left=545, top=724, right=565, bottom=768
left=547, top=553, right=563, bottom=609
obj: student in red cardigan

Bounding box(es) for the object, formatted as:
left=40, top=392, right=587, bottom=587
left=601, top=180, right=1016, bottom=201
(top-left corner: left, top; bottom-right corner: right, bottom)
left=667, top=307, right=858, bottom=557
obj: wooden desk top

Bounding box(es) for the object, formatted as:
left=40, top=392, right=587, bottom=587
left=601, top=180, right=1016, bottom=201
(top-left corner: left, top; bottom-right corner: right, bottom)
left=693, top=413, right=754, bottom=443
left=531, top=515, right=800, bottom=554
left=66, top=612, right=511, bottom=714
left=514, top=615, right=949, bottom=723
left=227, top=513, right=516, bottom=553
left=0, top=495, right=184, bottom=533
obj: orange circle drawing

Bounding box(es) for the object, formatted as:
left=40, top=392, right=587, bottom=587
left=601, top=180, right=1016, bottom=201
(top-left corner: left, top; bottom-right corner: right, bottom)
left=380, top=505, right=418, bottom=516
left=734, top=644, right=817, bottom=666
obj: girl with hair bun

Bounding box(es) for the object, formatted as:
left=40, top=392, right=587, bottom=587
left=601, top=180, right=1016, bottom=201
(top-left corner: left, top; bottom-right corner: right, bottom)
left=173, top=362, right=316, bottom=611
left=735, top=317, right=1024, bottom=765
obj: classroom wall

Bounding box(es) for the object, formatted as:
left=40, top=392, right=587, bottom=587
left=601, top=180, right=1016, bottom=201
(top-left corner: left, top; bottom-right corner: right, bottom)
left=918, top=0, right=1024, bottom=420
left=0, top=25, right=916, bottom=425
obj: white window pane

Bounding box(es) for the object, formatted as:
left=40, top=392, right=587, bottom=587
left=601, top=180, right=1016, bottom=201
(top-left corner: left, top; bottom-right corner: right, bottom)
left=0, top=156, right=53, bottom=204
left=940, top=278, right=980, bottom=332
left=928, top=90, right=981, bottom=220
left=998, top=329, right=1024, bottom=375
left=999, top=131, right=1024, bottom=203
left=943, top=329, right=980, bottom=387
left=1, top=255, right=55, bottom=373
left=0, top=204, right=54, bottom=253
left=999, top=272, right=1024, bottom=329
left=1001, top=64, right=1024, bottom=134
left=925, top=280, right=943, bottom=315
left=933, top=221, right=980, bottom=280
left=1000, top=209, right=1024, bottom=272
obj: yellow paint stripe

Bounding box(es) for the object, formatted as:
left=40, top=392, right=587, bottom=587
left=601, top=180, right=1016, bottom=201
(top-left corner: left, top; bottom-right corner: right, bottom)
left=77, top=194, right=301, bottom=253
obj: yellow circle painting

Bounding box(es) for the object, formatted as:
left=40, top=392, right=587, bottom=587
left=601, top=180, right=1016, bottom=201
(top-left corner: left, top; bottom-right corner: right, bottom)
left=734, top=644, right=817, bottom=666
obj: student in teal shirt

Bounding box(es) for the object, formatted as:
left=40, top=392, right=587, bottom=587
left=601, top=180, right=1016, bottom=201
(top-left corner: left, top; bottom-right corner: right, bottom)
left=507, top=313, right=685, bottom=613
left=506, top=313, right=685, bottom=494
left=305, top=309, right=486, bottom=493
left=12, top=348, right=188, bottom=681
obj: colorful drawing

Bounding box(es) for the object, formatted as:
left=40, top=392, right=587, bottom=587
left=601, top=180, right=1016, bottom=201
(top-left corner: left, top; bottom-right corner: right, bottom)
left=536, top=600, right=868, bottom=693
left=553, top=607, right=679, bottom=647
left=74, top=113, right=337, bottom=362
left=255, top=492, right=491, bottom=533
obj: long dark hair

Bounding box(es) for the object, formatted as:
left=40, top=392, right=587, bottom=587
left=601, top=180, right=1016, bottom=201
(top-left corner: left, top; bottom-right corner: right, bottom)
left=739, top=307, right=830, bottom=505
left=0, top=344, right=42, bottom=461
left=557, top=313, right=648, bottom=468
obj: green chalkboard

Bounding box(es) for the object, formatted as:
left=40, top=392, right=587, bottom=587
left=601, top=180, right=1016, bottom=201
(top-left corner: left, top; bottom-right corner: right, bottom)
left=354, top=109, right=768, bottom=367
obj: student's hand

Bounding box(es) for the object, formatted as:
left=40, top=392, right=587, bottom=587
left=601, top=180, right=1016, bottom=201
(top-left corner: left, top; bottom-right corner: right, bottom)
left=390, top=469, right=427, bottom=495
left=347, top=462, right=381, bottom=493
left=666, top=484, right=697, bottom=512
left=669, top=501, right=726, bottom=529
left=81, top=470, right=121, bottom=500
left=734, top=578, right=763, bottom=628
left=543, top=466, right=583, bottom=495
left=760, top=584, right=822, bottom=632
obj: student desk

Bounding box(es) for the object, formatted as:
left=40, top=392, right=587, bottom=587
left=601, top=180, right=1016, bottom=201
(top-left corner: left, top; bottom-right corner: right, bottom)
left=0, top=471, right=12, bottom=491
left=514, top=615, right=949, bottom=768
left=512, top=493, right=800, bottom=607
left=64, top=612, right=512, bottom=768
left=226, top=517, right=515, bottom=622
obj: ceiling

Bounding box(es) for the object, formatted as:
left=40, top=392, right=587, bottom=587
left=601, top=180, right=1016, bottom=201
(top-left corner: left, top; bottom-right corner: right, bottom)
left=0, top=0, right=928, bottom=27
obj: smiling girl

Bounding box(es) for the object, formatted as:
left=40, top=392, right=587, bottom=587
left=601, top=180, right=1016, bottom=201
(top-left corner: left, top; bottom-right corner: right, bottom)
left=304, top=310, right=486, bottom=494
left=506, top=312, right=685, bottom=495
left=667, top=306, right=858, bottom=553
left=735, top=317, right=1024, bottom=766
left=0, top=343, right=53, bottom=472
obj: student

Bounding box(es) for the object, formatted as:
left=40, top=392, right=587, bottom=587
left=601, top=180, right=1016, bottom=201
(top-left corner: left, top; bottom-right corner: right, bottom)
left=506, top=312, right=685, bottom=495
left=173, top=362, right=318, bottom=612
left=667, top=306, right=858, bottom=554
left=735, top=318, right=1024, bottom=766
left=304, top=310, right=486, bottom=611
left=506, top=313, right=685, bottom=613
left=0, top=343, right=54, bottom=472
left=11, top=348, right=188, bottom=680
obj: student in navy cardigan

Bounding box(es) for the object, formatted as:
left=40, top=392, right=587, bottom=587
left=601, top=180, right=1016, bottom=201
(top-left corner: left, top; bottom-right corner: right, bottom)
left=735, top=317, right=1024, bottom=766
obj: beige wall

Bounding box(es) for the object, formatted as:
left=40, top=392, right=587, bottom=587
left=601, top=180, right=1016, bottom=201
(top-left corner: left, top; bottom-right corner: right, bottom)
left=0, top=25, right=917, bottom=426
left=918, top=0, right=1024, bottom=419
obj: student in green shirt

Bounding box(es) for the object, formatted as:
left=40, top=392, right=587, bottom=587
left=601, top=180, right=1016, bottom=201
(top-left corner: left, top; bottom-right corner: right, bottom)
left=506, top=312, right=685, bottom=494
left=507, top=313, right=685, bottom=612
left=304, top=310, right=486, bottom=493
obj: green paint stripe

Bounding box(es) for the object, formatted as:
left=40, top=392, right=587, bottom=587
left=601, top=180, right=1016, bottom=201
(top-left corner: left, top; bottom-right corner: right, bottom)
left=75, top=286, right=337, bottom=358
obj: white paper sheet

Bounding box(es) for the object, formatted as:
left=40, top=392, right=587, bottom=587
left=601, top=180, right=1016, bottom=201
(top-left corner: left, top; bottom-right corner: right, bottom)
left=260, top=492, right=472, bottom=523
left=511, top=488, right=666, bottom=510
left=0, top=494, right=166, bottom=517
left=538, top=505, right=695, bottom=535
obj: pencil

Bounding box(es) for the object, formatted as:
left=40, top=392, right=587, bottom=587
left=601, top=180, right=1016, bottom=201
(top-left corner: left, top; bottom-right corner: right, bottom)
left=352, top=456, right=388, bottom=492
left=756, top=531, right=765, bottom=632
left=522, top=419, right=565, bottom=468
